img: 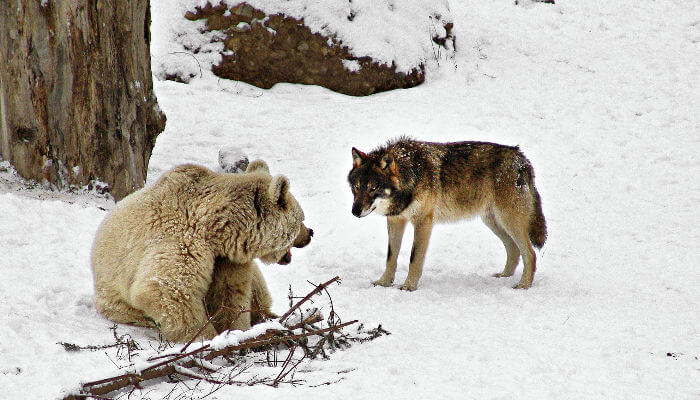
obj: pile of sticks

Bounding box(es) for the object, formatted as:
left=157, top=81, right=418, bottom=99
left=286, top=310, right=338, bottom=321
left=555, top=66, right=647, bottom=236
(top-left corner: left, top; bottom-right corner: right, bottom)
left=64, top=276, right=360, bottom=399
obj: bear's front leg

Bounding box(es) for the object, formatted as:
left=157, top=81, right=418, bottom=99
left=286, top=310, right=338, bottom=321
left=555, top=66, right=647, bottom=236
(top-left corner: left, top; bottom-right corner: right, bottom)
left=130, top=257, right=217, bottom=343
left=250, top=261, right=277, bottom=325
left=206, top=258, right=254, bottom=333
left=132, top=283, right=216, bottom=342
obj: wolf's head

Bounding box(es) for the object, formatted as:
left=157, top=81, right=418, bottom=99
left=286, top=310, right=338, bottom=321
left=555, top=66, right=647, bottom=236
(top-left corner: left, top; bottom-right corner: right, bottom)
left=347, top=147, right=402, bottom=218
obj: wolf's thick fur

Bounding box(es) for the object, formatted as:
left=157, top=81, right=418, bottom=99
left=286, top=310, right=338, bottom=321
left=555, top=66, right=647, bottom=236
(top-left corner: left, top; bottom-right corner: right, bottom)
left=348, top=137, right=547, bottom=290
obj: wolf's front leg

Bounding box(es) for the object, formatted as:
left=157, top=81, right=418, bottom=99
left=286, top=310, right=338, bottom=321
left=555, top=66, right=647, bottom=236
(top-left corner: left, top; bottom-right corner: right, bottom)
left=374, top=216, right=407, bottom=287
left=400, top=214, right=434, bottom=291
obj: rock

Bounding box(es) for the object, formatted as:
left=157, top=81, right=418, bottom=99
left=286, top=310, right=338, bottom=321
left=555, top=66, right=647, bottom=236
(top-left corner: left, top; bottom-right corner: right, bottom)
left=178, top=1, right=455, bottom=96
left=218, top=145, right=249, bottom=173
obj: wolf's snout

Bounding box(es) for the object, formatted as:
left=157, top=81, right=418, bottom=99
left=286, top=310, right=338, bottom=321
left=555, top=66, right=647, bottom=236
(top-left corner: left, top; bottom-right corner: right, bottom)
left=352, top=201, right=374, bottom=218
left=352, top=203, right=363, bottom=218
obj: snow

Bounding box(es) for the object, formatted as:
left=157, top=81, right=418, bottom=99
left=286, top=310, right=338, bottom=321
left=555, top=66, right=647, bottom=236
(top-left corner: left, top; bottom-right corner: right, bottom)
left=209, top=320, right=285, bottom=350
left=342, top=59, right=362, bottom=73
left=233, top=0, right=454, bottom=72
left=2, top=0, right=700, bottom=399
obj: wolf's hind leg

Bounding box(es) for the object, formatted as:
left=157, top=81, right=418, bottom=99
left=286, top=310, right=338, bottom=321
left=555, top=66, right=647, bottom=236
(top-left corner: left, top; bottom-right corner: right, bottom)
left=374, top=216, right=407, bottom=287
left=496, top=213, right=537, bottom=289
left=482, top=212, right=520, bottom=278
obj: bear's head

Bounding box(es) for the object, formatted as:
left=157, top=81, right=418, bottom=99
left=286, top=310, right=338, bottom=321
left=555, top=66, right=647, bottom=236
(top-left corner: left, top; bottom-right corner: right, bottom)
left=231, top=160, right=313, bottom=265
left=262, top=220, right=314, bottom=265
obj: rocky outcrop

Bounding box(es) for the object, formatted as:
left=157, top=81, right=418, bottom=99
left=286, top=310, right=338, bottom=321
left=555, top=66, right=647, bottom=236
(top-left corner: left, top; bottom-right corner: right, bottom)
left=182, top=2, right=455, bottom=96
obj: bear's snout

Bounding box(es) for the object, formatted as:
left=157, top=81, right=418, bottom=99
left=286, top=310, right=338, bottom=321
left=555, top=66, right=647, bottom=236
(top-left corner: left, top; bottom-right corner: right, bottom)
left=292, top=223, right=313, bottom=249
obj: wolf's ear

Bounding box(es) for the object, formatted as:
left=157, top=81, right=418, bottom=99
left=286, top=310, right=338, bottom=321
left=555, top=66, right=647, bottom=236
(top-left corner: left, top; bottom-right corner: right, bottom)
left=352, top=147, right=366, bottom=168
left=246, top=160, right=270, bottom=174
left=268, top=175, right=290, bottom=208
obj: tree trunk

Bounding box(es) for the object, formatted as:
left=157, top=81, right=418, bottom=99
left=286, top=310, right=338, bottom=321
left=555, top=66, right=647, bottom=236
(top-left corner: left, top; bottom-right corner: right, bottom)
left=0, top=0, right=166, bottom=200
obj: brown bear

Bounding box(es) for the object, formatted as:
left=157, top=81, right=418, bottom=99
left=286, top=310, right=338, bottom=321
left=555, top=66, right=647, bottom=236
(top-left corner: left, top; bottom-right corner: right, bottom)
left=90, top=160, right=312, bottom=342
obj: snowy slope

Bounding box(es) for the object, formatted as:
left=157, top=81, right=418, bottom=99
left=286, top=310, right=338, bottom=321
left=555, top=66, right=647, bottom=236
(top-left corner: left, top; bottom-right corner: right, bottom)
left=1, top=0, right=699, bottom=399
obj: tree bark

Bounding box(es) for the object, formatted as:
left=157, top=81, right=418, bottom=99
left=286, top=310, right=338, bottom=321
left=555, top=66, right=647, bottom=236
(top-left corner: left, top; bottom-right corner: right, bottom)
left=0, top=0, right=166, bottom=200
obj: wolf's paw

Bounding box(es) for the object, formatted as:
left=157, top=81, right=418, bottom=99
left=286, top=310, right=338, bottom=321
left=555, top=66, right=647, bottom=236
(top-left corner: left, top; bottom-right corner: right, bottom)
left=492, top=272, right=514, bottom=278
left=512, top=281, right=532, bottom=289
left=399, top=282, right=417, bottom=291
left=372, top=278, right=394, bottom=287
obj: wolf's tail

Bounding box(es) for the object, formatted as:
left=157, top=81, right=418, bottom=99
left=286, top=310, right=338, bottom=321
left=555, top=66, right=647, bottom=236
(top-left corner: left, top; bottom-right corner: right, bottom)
left=520, top=157, right=547, bottom=248
left=529, top=187, right=547, bottom=248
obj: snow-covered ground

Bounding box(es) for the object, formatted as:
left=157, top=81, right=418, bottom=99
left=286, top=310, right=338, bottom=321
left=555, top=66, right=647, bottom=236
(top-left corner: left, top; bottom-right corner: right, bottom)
left=2, top=0, right=699, bottom=398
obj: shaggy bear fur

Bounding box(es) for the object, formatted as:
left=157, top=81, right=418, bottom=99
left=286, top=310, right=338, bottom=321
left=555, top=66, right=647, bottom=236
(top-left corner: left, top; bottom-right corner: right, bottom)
left=90, top=160, right=312, bottom=342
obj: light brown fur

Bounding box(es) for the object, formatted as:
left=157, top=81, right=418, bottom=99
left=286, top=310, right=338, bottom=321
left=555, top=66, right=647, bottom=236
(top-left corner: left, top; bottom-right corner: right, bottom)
left=205, top=258, right=277, bottom=333
left=91, top=161, right=311, bottom=342
left=348, top=137, right=547, bottom=291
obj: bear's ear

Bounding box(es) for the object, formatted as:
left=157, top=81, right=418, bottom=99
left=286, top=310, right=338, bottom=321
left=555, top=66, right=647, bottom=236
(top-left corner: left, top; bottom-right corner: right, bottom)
left=246, top=160, right=270, bottom=174
left=268, top=175, right=290, bottom=208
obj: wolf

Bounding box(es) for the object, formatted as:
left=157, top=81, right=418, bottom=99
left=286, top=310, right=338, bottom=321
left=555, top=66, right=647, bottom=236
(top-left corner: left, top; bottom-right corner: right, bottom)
left=347, top=137, right=547, bottom=291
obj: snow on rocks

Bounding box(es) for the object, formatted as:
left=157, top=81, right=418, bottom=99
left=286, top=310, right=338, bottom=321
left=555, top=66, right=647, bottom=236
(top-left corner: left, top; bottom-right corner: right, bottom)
left=152, top=0, right=455, bottom=95
left=217, top=144, right=249, bottom=173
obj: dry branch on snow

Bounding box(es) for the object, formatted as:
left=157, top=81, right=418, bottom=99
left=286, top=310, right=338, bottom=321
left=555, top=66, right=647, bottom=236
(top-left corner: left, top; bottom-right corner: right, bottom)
left=63, top=276, right=388, bottom=399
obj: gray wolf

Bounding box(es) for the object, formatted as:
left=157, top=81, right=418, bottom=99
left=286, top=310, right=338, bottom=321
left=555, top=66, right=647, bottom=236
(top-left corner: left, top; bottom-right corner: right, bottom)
left=347, top=137, right=546, bottom=291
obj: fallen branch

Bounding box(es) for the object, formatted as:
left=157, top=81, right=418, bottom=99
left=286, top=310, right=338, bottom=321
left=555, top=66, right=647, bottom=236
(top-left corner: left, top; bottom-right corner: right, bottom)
left=66, top=320, right=358, bottom=399
left=63, top=276, right=370, bottom=399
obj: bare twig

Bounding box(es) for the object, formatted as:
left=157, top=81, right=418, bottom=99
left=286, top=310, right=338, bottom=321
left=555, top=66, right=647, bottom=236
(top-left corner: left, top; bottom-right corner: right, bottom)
left=169, top=51, right=203, bottom=78
left=279, top=276, right=340, bottom=324
left=203, top=320, right=358, bottom=361
left=274, top=352, right=306, bottom=387
left=181, top=307, right=222, bottom=353
left=272, top=343, right=299, bottom=386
